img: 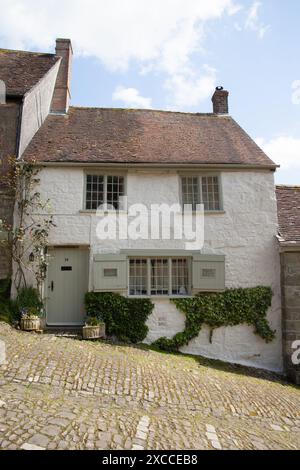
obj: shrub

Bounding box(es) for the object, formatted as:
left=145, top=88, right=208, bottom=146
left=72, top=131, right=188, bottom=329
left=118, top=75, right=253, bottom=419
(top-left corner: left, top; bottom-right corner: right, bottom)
left=0, top=279, right=13, bottom=323
left=12, top=286, right=43, bottom=321
left=153, top=287, right=275, bottom=352
left=85, top=315, right=104, bottom=326
left=85, top=292, right=154, bottom=343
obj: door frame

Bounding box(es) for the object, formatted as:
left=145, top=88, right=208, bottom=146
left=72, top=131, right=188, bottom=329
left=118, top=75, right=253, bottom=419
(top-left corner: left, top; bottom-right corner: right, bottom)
left=45, top=245, right=90, bottom=326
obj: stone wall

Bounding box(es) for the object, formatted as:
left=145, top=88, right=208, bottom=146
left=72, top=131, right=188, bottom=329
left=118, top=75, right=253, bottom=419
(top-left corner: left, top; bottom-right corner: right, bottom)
left=0, top=101, right=20, bottom=279
left=281, top=251, right=300, bottom=384
left=0, top=192, right=14, bottom=279
left=0, top=101, right=20, bottom=187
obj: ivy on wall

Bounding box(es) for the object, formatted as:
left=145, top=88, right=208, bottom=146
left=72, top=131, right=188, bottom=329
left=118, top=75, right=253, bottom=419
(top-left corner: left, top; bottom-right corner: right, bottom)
left=85, top=292, right=154, bottom=343
left=153, top=287, right=275, bottom=352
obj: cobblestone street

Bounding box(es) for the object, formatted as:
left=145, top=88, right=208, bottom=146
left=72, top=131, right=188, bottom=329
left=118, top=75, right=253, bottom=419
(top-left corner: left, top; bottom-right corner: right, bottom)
left=0, top=322, right=299, bottom=450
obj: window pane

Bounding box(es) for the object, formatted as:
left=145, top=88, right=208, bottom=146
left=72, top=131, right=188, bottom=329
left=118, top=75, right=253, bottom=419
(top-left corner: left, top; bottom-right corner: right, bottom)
left=201, top=176, right=220, bottom=211
left=107, top=175, right=125, bottom=210
left=171, top=258, right=189, bottom=295
left=150, top=258, right=169, bottom=295
left=85, top=174, right=104, bottom=210
left=129, top=259, right=147, bottom=295
left=181, top=176, right=200, bottom=211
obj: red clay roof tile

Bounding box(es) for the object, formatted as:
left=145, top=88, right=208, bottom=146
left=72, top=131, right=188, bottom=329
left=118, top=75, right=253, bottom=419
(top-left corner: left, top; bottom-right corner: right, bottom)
left=0, top=49, right=59, bottom=96
left=276, top=186, right=300, bottom=243
left=23, top=107, right=276, bottom=167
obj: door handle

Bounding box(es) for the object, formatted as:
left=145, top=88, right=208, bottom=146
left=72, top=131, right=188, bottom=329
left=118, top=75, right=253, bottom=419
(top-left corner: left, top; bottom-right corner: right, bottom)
left=51, top=281, right=54, bottom=292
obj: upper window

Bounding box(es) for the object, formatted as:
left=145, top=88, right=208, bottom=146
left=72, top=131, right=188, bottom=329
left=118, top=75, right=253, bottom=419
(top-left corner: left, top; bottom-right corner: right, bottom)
left=181, top=175, right=221, bottom=211
left=129, top=257, right=190, bottom=296
left=85, top=174, right=125, bottom=210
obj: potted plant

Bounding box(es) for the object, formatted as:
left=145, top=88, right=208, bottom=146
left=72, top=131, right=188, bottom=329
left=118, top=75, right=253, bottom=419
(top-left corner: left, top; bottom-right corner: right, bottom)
left=20, top=307, right=41, bottom=331
left=82, top=315, right=105, bottom=340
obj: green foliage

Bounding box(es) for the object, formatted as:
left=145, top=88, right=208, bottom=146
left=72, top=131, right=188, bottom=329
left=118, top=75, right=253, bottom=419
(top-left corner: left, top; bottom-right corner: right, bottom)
left=153, top=287, right=275, bottom=352
left=0, top=278, right=11, bottom=299
left=0, top=281, right=43, bottom=323
left=0, top=157, right=55, bottom=294
left=12, top=286, right=43, bottom=321
left=85, top=292, right=154, bottom=343
left=85, top=315, right=105, bottom=327
left=0, top=278, right=13, bottom=323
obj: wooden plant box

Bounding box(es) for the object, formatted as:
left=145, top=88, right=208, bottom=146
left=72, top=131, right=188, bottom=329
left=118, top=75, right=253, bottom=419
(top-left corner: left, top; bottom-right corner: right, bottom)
left=20, top=317, right=41, bottom=331
left=82, top=324, right=105, bottom=340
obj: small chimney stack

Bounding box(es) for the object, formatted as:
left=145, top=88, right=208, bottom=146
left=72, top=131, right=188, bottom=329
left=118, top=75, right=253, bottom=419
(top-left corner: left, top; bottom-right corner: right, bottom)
left=212, top=86, right=229, bottom=114
left=51, top=38, right=73, bottom=114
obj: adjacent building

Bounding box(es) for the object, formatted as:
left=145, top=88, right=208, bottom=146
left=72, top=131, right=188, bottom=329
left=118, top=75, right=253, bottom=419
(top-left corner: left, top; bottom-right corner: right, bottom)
left=276, top=186, right=300, bottom=384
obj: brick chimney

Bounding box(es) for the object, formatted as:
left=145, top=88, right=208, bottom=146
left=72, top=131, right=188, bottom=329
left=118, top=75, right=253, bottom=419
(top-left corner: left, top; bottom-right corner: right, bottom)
left=212, top=86, right=229, bottom=114
left=51, top=38, right=73, bottom=114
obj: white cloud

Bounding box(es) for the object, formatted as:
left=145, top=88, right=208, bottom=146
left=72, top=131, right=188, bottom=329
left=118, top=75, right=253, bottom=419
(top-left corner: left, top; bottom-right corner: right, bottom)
left=244, top=1, right=270, bottom=38
left=0, top=0, right=239, bottom=108
left=112, top=86, right=152, bottom=108
left=256, top=136, right=300, bottom=170
left=0, top=0, right=238, bottom=70
left=165, top=65, right=217, bottom=109
left=292, top=80, right=300, bottom=105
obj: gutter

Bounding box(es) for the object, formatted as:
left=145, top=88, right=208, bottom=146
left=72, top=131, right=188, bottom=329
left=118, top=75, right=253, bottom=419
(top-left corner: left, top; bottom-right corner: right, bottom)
left=278, top=243, right=300, bottom=252
left=276, top=235, right=300, bottom=252
left=21, top=161, right=279, bottom=171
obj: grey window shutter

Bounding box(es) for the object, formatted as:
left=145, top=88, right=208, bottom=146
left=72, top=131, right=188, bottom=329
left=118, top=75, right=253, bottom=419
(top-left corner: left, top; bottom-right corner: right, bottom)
left=192, top=255, right=225, bottom=292
left=93, top=254, right=127, bottom=292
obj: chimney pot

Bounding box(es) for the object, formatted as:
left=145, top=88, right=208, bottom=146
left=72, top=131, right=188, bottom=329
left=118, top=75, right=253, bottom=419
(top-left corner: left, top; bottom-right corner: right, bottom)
left=212, top=86, right=229, bottom=114
left=51, top=38, right=73, bottom=114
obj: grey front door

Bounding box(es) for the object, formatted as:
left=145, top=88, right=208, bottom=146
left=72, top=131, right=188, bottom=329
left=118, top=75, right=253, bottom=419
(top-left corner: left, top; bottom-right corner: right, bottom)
left=46, top=247, right=89, bottom=325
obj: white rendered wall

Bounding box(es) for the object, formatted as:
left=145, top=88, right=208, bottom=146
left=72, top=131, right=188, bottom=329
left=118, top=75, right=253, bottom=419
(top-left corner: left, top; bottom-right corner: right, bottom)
left=35, top=167, right=282, bottom=372
left=19, top=61, right=60, bottom=157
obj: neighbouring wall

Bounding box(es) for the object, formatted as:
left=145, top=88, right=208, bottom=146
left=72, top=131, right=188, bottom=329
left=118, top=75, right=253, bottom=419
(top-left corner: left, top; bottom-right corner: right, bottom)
left=281, top=251, right=300, bottom=384
left=26, top=166, right=282, bottom=371
left=0, top=101, right=20, bottom=279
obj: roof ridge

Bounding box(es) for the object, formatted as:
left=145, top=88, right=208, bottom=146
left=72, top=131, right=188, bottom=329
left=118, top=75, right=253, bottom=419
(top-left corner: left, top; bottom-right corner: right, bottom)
left=276, top=185, right=300, bottom=189
left=0, top=48, right=56, bottom=57
left=69, top=106, right=221, bottom=117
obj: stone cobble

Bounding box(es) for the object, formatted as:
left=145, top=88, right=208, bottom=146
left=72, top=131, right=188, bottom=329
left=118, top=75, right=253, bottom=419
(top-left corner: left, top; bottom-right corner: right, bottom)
left=0, top=322, right=299, bottom=450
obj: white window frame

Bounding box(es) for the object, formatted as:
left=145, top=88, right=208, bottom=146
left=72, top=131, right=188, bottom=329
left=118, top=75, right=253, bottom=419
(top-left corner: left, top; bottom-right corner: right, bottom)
left=128, top=257, right=191, bottom=297
left=180, top=174, right=223, bottom=212
left=84, top=172, right=126, bottom=211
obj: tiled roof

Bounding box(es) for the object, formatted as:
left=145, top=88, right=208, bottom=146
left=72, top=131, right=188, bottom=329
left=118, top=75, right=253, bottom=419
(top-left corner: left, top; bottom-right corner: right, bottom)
left=0, top=49, right=60, bottom=96
left=276, top=185, right=300, bottom=243
left=23, top=107, right=276, bottom=167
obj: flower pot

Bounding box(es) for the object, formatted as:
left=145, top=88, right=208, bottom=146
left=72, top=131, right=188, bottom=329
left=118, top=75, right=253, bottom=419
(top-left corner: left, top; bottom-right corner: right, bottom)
left=20, top=317, right=41, bottom=331
left=82, top=324, right=105, bottom=340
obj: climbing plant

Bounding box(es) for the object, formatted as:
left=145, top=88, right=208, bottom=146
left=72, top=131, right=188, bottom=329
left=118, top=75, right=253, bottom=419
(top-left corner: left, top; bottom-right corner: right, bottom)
left=152, top=287, right=275, bottom=352
left=0, top=157, right=55, bottom=298
left=85, top=292, right=154, bottom=343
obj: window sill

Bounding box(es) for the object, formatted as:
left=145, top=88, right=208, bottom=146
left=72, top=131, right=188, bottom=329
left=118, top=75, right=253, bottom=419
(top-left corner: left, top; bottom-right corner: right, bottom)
left=182, top=210, right=225, bottom=215
left=127, top=295, right=193, bottom=299
left=79, top=210, right=128, bottom=215
left=204, top=210, right=225, bottom=215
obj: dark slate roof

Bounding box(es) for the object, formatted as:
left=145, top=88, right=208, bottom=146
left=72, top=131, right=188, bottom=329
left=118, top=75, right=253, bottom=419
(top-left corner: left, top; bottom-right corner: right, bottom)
left=0, top=48, right=60, bottom=96
left=23, top=107, right=276, bottom=167
left=276, top=186, right=300, bottom=243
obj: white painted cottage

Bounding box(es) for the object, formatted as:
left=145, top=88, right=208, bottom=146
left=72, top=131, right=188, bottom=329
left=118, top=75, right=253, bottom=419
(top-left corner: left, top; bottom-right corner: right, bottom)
left=19, top=39, right=282, bottom=372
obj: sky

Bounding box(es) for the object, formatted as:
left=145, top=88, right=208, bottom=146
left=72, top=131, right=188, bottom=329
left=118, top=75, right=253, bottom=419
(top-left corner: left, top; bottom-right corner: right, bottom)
left=0, top=0, right=299, bottom=184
